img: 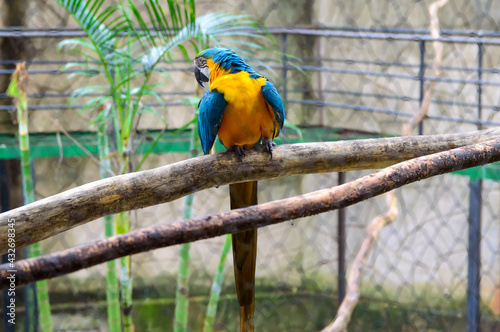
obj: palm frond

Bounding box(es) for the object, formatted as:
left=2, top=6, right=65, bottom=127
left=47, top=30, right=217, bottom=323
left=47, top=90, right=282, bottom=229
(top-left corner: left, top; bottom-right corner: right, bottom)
left=137, top=11, right=272, bottom=69
left=55, top=0, right=125, bottom=59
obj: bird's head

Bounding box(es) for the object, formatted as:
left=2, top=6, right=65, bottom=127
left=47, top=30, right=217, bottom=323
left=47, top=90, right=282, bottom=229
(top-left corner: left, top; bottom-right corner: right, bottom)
left=193, top=48, right=225, bottom=88
left=193, top=48, right=251, bottom=88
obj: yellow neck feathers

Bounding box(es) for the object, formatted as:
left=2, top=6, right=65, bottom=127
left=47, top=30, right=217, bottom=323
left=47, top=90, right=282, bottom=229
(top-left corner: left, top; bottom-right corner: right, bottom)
left=207, top=59, right=229, bottom=88
left=206, top=59, right=266, bottom=104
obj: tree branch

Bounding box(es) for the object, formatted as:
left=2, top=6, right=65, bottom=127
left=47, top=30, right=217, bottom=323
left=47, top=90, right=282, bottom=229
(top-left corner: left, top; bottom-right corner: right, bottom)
left=402, top=0, right=449, bottom=136
left=0, top=129, right=499, bottom=254
left=0, top=138, right=499, bottom=289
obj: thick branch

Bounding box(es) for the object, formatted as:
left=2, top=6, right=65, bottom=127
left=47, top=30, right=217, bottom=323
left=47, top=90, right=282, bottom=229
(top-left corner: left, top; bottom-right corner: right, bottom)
left=0, top=129, right=499, bottom=254
left=1, top=139, right=499, bottom=289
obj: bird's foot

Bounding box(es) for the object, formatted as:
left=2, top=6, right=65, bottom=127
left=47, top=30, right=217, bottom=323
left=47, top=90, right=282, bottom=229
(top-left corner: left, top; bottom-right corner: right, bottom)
left=262, top=138, right=276, bottom=159
left=228, top=145, right=246, bottom=162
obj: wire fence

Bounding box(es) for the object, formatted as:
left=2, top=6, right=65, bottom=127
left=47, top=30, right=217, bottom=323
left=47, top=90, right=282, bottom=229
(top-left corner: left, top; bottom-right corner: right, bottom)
left=0, top=0, right=499, bottom=331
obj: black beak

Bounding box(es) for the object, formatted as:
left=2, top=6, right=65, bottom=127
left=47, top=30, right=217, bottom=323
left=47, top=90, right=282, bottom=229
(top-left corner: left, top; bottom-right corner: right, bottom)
left=194, top=66, right=209, bottom=88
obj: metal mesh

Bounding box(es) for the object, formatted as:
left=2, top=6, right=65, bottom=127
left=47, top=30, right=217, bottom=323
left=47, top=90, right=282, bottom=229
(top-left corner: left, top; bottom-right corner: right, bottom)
left=0, top=0, right=499, bottom=330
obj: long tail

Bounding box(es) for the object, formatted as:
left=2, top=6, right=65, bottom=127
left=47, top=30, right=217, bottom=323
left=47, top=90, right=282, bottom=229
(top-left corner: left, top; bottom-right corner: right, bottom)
left=230, top=181, right=258, bottom=332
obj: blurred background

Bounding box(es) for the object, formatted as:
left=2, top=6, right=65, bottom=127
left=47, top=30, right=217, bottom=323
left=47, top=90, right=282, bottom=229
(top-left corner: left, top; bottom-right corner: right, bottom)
left=0, top=0, right=499, bottom=331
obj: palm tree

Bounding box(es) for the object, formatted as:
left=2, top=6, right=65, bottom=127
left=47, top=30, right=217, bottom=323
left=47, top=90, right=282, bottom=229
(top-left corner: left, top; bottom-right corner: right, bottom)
left=55, top=1, right=273, bottom=330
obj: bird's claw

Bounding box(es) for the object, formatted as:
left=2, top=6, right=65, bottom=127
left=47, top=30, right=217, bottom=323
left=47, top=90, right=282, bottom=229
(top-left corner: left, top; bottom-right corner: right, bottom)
left=262, top=138, right=276, bottom=159
left=228, top=145, right=246, bottom=162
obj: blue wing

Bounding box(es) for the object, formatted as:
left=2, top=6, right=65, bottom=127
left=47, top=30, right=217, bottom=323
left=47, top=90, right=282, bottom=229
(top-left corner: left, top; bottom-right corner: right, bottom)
left=198, top=89, right=227, bottom=154
left=261, top=80, right=285, bottom=131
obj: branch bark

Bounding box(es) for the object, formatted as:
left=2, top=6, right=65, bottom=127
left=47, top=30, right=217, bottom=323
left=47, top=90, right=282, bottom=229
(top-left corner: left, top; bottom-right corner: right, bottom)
left=0, top=129, right=499, bottom=254
left=0, top=138, right=499, bottom=289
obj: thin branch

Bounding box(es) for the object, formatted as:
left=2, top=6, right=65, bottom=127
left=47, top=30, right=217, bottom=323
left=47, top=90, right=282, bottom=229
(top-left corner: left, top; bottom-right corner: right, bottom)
left=402, top=0, right=449, bottom=136
left=0, top=139, right=498, bottom=289
left=322, top=194, right=398, bottom=332
left=327, top=1, right=450, bottom=330
left=0, top=129, right=499, bottom=254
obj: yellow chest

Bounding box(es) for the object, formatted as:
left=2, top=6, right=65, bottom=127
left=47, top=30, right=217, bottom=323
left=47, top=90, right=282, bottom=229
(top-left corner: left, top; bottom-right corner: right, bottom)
left=210, top=70, right=266, bottom=106
left=207, top=61, right=277, bottom=148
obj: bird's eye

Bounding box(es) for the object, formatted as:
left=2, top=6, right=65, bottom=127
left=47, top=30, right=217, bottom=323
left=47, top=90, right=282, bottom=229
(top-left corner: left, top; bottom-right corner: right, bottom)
left=194, top=57, right=207, bottom=68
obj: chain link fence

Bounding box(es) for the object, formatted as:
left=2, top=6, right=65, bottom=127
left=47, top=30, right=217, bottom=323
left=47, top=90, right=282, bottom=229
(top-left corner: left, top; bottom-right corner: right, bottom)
left=0, top=0, right=499, bottom=330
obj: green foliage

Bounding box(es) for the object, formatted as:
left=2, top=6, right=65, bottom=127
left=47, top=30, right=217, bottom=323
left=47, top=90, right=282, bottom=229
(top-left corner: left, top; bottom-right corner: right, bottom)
left=97, top=121, right=122, bottom=332
left=203, top=234, right=232, bottom=332
left=7, top=65, right=54, bottom=331
left=56, top=1, right=281, bottom=330
left=56, top=1, right=273, bottom=144
left=283, top=119, right=303, bottom=141
left=174, top=123, right=198, bottom=332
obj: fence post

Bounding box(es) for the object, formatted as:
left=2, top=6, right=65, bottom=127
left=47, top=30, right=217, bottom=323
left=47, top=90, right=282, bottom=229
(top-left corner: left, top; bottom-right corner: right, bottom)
left=316, top=37, right=324, bottom=125
left=281, top=33, right=288, bottom=109
left=467, top=179, right=482, bottom=332
left=418, top=40, right=425, bottom=135
left=466, top=42, right=483, bottom=332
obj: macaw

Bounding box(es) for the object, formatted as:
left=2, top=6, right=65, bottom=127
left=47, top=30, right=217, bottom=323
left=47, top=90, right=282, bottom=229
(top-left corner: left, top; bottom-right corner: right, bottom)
left=194, top=48, right=285, bottom=332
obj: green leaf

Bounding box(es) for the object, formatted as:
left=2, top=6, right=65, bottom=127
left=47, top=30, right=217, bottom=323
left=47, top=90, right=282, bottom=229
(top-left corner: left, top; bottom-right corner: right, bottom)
left=284, top=120, right=303, bottom=141
left=128, top=0, right=157, bottom=47
left=82, top=96, right=113, bottom=116
left=71, top=85, right=108, bottom=98
left=59, top=61, right=87, bottom=72
left=177, top=44, right=190, bottom=62
left=139, top=106, right=167, bottom=126
left=58, top=38, right=97, bottom=53
left=90, top=101, right=114, bottom=124
left=6, top=76, right=19, bottom=98
left=182, top=96, right=201, bottom=108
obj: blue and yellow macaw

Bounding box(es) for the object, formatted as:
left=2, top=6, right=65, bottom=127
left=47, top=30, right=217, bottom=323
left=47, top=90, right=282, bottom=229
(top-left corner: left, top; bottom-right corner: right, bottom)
left=194, top=48, right=285, bottom=332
